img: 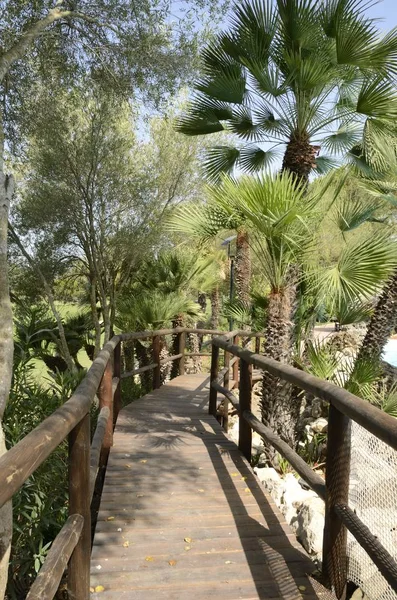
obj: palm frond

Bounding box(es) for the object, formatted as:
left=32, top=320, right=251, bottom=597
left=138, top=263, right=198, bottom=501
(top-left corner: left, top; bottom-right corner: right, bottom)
left=238, top=145, right=279, bottom=173
left=333, top=196, right=380, bottom=232
left=320, top=234, right=397, bottom=303
left=202, top=146, right=240, bottom=180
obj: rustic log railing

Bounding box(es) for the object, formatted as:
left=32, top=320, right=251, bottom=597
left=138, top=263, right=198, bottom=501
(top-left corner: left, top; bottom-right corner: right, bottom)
left=0, top=327, right=255, bottom=599
left=209, top=335, right=397, bottom=599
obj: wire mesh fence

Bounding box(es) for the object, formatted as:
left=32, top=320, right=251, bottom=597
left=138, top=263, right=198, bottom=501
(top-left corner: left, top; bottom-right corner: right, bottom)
left=348, top=422, right=397, bottom=599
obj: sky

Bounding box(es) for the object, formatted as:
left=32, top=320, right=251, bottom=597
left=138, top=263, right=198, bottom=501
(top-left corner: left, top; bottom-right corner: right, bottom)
left=367, top=0, right=397, bottom=28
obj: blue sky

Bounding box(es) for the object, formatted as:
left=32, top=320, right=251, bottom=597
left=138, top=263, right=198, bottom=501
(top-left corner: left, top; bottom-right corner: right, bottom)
left=367, top=0, right=397, bottom=28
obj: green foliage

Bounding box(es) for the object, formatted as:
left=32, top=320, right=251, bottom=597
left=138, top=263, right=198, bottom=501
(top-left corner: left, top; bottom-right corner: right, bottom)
left=177, top=0, right=397, bottom=178
left=3, top=365, right=76, bottom=598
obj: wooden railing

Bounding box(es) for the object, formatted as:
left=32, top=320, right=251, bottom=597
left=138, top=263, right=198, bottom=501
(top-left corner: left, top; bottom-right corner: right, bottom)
left=209, top=334, right=397, bottom=599
left=0, top=327, right=247, bottom=599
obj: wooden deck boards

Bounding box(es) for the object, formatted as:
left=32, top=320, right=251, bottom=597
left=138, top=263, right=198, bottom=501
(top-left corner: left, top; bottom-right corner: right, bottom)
left=91, top=374, right=328, bottom=599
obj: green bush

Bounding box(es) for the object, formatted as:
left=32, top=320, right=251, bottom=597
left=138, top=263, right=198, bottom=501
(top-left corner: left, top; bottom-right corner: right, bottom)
left=3, top=366, right=84, bottom=599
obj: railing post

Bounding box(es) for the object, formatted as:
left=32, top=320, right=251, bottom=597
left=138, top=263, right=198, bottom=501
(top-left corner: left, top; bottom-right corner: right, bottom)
left=238, top=359, right=252, bottom=462
left=209, top=342, right=219, bottom=418
left=322, top=406, right=351, bottom=599
left=178, top=330, right=186, bottom=376
left=68, top=413, right=90, bottom=600
left=152, top=335, right=161, bottom=389
left=223, top=349, right=231, bottom=432
left=98, top=359, right=113, bottom=460
left=232, top=334, right=239, bottom=388
left=113, top=341, right=121, bottom=424
left=255, top=336, right=260, bottom=354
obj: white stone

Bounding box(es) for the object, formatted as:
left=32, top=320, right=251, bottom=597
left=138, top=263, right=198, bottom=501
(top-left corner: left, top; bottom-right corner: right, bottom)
left=254, top=467, right=285, bottom=505
left=310, top=418, right=328, bottom=434
left=294, top=497, right=325, bottom=558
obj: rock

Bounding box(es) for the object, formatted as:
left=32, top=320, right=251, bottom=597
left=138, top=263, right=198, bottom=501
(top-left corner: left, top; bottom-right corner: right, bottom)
left=254, top=467, right=285, bottom=505
left=281, top=474, right=317, bottom=526
left=310, top=418, right=328, bottom=434
left=294, top=497, right=325, bottom=558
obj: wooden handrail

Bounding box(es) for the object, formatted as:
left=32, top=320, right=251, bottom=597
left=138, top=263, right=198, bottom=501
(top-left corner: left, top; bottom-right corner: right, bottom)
left=209, top=333, right=397, bottom=598
left=1, top=326, right=261, bottom=599
left=26, top=515, right=84, bottom=600
left=212, top=337, right=397, bottom=450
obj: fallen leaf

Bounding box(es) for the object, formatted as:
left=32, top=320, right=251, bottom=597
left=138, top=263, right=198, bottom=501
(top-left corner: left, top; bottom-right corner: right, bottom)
left=184, top=546, right=191, bottom=551
left=123, top=541, right=129, bottom=548
left=136, top=493, right=144, bottom=497
left=125, top=464, right=132, bottom=469
left=168, top=559, right=177, bottom=566
left=184, top=537, right=192, bottom=543
left=198, top=489, right=205, bottom=492
left=106, top=516, right=115, bottom=521
left=145, top=556, right=154, bottom=561
left=299, top=586, right=306, bottom=592
left=231, top=472, right=238, bottom=477
left=90, top=588, right=95, bottom=593
left=241, top=476, right=247, bottom=481
left=244, top=488, right=251, bottom=493
left=95, top=586, right=105, bottom=593
left=225, top=560, right=232, bottom=564
left=140, top=459, right=147, bottom=463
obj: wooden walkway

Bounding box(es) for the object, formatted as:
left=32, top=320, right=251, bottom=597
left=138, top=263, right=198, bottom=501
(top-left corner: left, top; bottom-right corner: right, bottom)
left=91, top=374, right=328, bottom=599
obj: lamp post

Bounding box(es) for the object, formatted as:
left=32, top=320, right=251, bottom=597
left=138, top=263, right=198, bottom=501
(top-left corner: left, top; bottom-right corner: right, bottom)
left=222, top=235, right=236, bottom=331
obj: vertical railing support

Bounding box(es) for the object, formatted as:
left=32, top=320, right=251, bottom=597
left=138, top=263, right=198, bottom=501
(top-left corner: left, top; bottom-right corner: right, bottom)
left=322, top=406, right=351, bottom=599
left=223, top=349, right=230, bottom=432
left=232, top=334, right=239, bottom=388
left=68, top=412, right=90, bottom=600
left=152, top=335, right=161, bottom=389
left=178, top=330, right=186, bottom=376
left=98, top=359, right=113, bottom=458
left=209, top=343, right=219, bottom=418
left=239, top=359, right=252, bottom=462
left=255, top=336, right=260, bottom=354
left=113, top=341, right=121, bottom=424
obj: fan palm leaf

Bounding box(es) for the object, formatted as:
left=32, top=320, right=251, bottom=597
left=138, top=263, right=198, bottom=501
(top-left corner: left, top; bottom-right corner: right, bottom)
left=176, top=0, right=397, bottom=183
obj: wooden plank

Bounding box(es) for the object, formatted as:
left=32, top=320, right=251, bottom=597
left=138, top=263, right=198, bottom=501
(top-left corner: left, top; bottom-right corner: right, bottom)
left=91, top=374, right=325, bottom=599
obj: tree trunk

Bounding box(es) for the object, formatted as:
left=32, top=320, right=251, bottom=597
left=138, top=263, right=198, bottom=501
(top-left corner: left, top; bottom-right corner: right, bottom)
left=210, top=287, right=220, bottom=329
left=89, top=275, right=102, bottom=359
left=355, top=269, right=397, bottom=363
left=171, top=315, right=184, bottom=379
left=0, top=102, right=14, bottom=596
left=261, top=277, right=301, bottom=452
left=282, top=133, right=318, bottom=188
left=8, top=225, right=77, bottom=373
left=188, top=332, right=202, bottom=373
left=235, top=228, right=251, bottom=307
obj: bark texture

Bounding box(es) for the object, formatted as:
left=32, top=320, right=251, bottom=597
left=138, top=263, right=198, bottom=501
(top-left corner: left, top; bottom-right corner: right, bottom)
left=210, top=287, right=220, bottom=329
left=261, top=275, right=300, bottom=450
left=356, top=269, right=397, bottom=363
left=0, top=426, right=11, bottom=600
left=282, top=133, right=319, bottom=187
left=0, top=169, right=13, bottom=600
left=234, top=228, right=251, bottom=306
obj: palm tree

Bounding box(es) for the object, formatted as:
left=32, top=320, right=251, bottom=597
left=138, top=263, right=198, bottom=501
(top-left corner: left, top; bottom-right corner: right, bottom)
left=209, top=172, right=397, bottom=447
left=169, top=202, right=251, bottom=307
left=347, top=128, right=397, bottom=364
left=176, top=0, right=397, bottom=186
left=116, top=290, right=200, bottom=389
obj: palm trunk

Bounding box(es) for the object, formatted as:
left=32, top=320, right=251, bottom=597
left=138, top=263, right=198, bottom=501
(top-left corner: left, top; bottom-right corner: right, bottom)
left=356, top=269, right=397, bottom=363
left=171, top=315, right=184, bottom=379
left=235, top=228, right=251, bottom=306
left=210, top=287, right=220, bottom=329
left=282, top=133, right=318, bottom=188
left=261, top=275, right=300, bottom=451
